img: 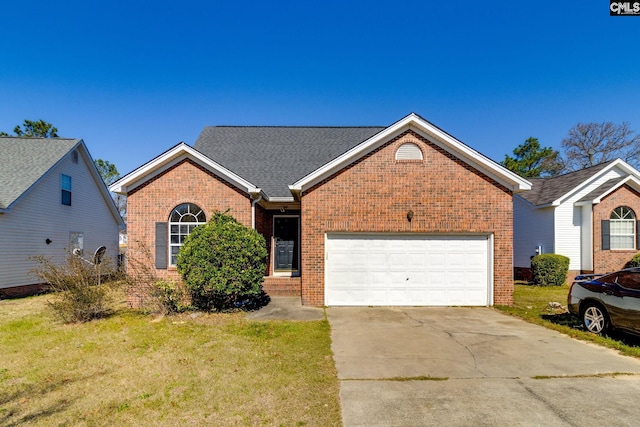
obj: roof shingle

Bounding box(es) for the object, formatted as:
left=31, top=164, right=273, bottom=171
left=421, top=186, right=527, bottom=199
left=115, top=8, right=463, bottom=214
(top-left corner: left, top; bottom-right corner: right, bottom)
left=517, top=160, right=616, bottom=206
left=0, top=137, right=80, bottom=209
left=194, top=126, right=385, bottom=198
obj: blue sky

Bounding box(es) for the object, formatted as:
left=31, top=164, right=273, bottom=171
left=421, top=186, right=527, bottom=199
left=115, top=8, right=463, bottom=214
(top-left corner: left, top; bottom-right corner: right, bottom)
left=1, top=1, right=638, bottom=176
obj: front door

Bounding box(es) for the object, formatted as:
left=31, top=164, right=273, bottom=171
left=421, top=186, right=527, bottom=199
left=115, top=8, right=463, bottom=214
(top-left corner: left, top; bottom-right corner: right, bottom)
left=274, top=216, right=299, bottom=272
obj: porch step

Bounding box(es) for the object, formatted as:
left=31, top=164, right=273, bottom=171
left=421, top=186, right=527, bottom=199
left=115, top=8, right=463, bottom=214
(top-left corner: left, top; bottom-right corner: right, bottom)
left=262, top=276, right=301, bottom=297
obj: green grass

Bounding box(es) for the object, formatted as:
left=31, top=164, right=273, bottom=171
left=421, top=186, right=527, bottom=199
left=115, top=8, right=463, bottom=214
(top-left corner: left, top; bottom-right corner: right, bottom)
left=0, top=294, right=342, bottom=426
left=496, top=283, right=640, bottom=359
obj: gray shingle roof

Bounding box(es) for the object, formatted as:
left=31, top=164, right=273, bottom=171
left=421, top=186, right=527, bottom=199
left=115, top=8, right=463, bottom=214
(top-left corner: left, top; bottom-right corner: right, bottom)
left=194, top=126, right=385, bottom=198
left=0, top=137, right=81, bottom=210
left=577, top=177, right=628, bottom=203
left=518, top=160, right=616, bottom=206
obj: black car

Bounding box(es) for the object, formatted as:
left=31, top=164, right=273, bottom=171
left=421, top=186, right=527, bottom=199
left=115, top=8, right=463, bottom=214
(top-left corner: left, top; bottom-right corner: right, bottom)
left=568, top=268, right=640, bottom=335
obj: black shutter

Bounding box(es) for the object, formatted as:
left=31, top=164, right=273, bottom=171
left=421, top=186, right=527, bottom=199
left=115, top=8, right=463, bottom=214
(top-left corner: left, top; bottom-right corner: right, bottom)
left=637, top=220, right=640, bottom=249
left=601, top=220, right=610, bottom=251
left=155, top=222, right=168, bottom=269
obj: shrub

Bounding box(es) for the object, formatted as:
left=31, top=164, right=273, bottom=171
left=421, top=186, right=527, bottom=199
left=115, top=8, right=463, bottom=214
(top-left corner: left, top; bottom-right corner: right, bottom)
left=531, top=254, right=570, bottom=286
left=31, top=253, right=118, bottom=323
left=151, top=279, right=190, bottom=314
left=625, top=253, right=640, bottom=268
left=177, top=211, right=268, bottom=311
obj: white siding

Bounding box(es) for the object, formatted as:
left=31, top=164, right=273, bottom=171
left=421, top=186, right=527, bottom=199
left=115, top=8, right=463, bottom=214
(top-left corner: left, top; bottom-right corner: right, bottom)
left=581, top=205, right=593, bottom=271
left=554, top=203, right=582, bottom=270
left=513, top=196, right=554, bottom=268
left=0, top=149, right=121, bottom=289
left=554, top=166, right=628, bottom=271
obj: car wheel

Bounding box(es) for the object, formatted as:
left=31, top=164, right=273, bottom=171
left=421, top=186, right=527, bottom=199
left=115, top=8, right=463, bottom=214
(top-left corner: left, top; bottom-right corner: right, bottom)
left=582, top=303, right=608, bottom=334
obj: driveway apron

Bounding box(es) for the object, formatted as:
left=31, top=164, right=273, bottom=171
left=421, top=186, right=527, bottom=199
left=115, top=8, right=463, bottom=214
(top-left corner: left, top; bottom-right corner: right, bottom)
left=327, top=307, right=640, bottom=426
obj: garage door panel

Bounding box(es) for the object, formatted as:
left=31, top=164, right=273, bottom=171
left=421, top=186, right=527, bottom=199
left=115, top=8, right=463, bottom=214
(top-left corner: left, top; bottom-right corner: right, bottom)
left=388, top=253, right=406, bottom=268
left=408, top=253, right=427, bottom=267
left=326, top=234, right=490, bottom=306
left=427, top=253, right=445, bottom=267
left=447, top=253, right=467, bottom=267
left=368, top=289, right=388, bottom=305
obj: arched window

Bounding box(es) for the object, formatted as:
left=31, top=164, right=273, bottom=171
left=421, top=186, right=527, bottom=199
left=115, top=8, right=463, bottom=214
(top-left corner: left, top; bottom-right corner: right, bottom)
left=395, top=142, right=423, bottom=161
left=169, top=203, right=206, bottom=265
left=610, top=206, right=636, bottom=250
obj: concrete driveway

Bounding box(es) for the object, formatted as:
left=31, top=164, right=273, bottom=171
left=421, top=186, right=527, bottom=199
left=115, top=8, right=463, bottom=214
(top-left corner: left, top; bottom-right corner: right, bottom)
left=327, top=307, right=640, bottom=426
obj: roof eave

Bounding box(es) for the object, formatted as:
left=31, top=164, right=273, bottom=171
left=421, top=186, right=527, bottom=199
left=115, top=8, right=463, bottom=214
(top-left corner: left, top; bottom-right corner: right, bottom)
left=77, top=141, right=126, bottom=229
left=515, top=193, right=556, bottom=209
left=290, top=113, right=532, bottom=195
left=1, top=138, right=84, bottom=213
left=555, top=159, right=640, bottom=205
left=109, top=142, right=260, bottom=196
left=574, top=175, right=640, bottom=207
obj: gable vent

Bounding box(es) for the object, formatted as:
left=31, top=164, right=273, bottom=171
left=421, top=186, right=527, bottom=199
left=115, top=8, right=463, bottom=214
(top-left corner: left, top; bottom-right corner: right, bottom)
left=395, top=143, right=423, bottom=161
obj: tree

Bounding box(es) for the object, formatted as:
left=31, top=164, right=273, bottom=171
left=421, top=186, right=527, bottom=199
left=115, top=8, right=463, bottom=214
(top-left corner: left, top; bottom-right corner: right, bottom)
left=0, top=119, right=59, bottom=138
left=501, top=137, right=563, bottom=178
left=561, top=121, right=640, bottom=171
left=94, top=159, right=120, bottom=186
left=94, top=159, right=127, bottom=223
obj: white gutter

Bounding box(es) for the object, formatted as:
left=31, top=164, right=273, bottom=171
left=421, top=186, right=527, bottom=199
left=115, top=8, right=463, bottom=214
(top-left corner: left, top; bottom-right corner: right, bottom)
left=251, top=191, right=263, bottom=229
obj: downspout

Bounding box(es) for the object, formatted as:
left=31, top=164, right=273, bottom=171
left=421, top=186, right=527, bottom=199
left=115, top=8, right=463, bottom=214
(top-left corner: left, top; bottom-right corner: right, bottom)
left=251, top=192, right=263, bottom=230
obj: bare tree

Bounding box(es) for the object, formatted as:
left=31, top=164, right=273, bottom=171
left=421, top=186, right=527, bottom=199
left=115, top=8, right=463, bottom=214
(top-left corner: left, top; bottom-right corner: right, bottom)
left=561, top=122, right=640, bottom=171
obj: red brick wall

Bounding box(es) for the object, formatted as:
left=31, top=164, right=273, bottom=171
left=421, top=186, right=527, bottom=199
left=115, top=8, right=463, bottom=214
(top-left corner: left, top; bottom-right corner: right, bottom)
left=300, top=130, right=515, bottom=306
left=593, top=185, right=640, bottom=273
left=127, top=158, right=252, bottom=284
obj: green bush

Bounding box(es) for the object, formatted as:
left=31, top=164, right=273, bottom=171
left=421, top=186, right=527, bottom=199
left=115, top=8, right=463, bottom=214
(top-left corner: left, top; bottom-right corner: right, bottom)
left=31, top=253, right=117, bottom=323
left=176, top=211, right=268, bottom=311
left=152, top=279, right=190, bottom=314
left=531, top=254, right=570, bottom=286
left=625, top=253, right=640, bottom=268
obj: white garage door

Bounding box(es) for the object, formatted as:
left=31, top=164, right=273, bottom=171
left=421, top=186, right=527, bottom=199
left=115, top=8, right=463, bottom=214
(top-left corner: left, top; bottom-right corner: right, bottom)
left=325, top=234, right=491, bottom=306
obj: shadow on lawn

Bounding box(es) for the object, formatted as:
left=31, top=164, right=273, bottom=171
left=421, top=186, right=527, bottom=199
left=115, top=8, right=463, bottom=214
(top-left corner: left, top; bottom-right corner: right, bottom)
left=0, top=369, right=108, bottom=427
left=542, top=312, right=640, bottom=347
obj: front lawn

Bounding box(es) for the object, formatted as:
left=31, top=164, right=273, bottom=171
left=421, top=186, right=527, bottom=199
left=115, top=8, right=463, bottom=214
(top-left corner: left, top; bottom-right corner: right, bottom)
left=0, top=294, right=342, bottom=426
left=496, top=283, right=640, bottom=359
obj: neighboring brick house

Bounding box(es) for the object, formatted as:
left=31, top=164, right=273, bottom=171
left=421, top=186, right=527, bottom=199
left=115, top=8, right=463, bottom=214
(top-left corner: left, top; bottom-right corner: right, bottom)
left=111, top=113, right=530, bottom=306
left=514, top=159, right=640, bottom=281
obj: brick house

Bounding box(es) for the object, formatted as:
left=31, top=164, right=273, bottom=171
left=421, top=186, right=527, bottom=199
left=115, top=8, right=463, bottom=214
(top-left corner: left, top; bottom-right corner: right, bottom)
left=111, top=113, right=530, bottom=306
left=514, top=159, right=640, bottom=281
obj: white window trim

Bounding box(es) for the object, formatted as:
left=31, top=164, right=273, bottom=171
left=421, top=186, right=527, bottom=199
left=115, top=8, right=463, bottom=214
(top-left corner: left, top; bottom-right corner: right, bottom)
left=610, top=206, right=636, bottom=250
left=168, top=203, right=206, bottom=266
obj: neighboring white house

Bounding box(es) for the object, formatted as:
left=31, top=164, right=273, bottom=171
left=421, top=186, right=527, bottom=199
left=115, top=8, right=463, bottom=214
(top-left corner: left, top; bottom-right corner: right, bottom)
left=0, top=137, right=124, bottom=296
left=514, top=159, right=640, bottom=277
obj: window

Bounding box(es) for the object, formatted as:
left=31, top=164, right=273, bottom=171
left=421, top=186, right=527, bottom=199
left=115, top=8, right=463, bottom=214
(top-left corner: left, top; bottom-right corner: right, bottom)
left=169, top=203, right=206, bottom=265
left=614, top=272, right=640, bottom=291
left=395, top=143, right=423, bottom=161
left=70, top=232, right=83, bottom=255
left=610, top=206, right=636, bottom=250
left=61, top=174, right=72, bottom=206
